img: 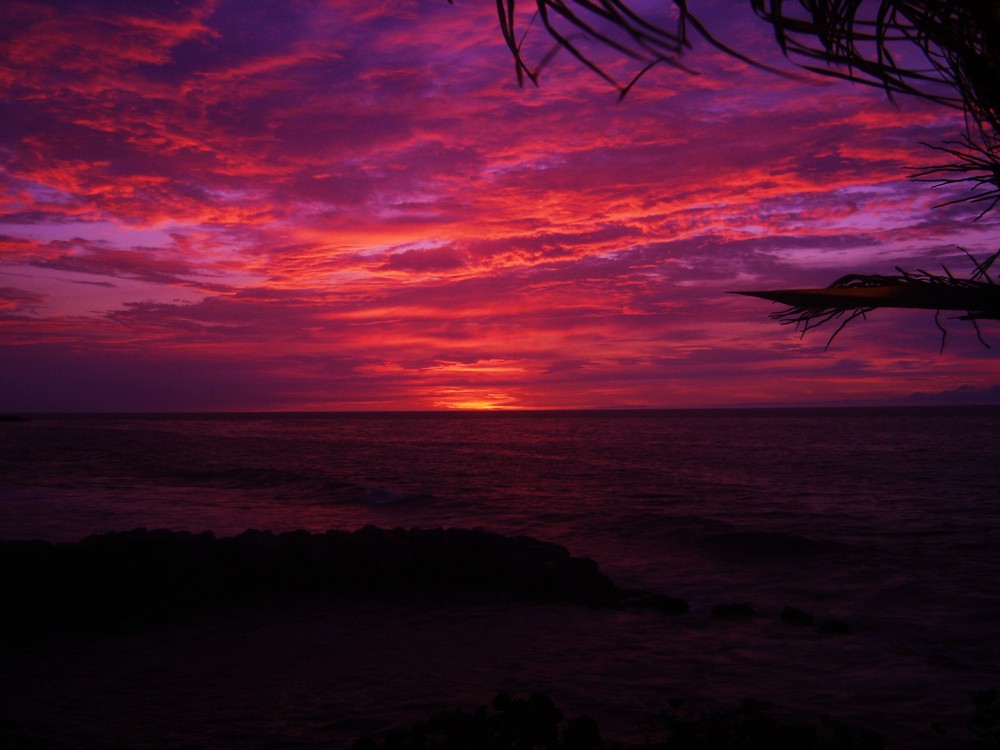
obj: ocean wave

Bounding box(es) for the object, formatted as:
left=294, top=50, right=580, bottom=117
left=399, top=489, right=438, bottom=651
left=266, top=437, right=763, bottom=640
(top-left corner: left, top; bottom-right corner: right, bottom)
left=361, top=487, right=436, bottom=506
left=168, top=465, right=323, bottom=490
left=165, top=465, right=437, bottom=508
left=312, top=482, right=437, bottom=506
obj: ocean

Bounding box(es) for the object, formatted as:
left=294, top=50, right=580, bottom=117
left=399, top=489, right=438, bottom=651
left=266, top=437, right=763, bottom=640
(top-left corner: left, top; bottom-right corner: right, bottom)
left=1, top=407, right=998, bottom=748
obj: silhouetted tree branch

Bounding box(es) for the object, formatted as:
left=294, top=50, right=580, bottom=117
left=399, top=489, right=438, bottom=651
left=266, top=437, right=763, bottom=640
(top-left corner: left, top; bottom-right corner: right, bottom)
left=911, top=134, right=1000, bottom=220
left=735, top=248, right=1000, bottom=350
left=751, top=1, right=1000, bottom=222
left=493, top=1, right=1000, bottom=345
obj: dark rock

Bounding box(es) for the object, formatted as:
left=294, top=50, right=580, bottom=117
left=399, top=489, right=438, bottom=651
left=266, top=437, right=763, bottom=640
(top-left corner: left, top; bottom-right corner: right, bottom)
left=356, top=692, right=571, bottom=749
left=545, top=556, right=619, bottom=605
left=564, top=714, right=603, bottom=750
left=708, top=531, right=841, bottom=559
left=820, top=619, right=851, bottom=635
left=355, top=691, right=887, bottom=750
left=620, top=592, right=689, bottom=615
left=712, top=602, right=757, bottom=618
left=781, top=605, right=816, bottom=626
left=0, top=526, right=692, bottom=632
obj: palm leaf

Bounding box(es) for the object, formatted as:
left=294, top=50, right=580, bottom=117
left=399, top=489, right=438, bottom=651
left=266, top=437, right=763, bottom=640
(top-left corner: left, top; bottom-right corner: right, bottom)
left=733, top=249, right=1000, bottom=348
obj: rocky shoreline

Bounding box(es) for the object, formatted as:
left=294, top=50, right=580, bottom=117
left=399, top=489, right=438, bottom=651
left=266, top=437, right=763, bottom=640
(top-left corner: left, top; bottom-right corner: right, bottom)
left=4, top=526, right=993, bottom=748
left=0, top=525, right=690, bottom=632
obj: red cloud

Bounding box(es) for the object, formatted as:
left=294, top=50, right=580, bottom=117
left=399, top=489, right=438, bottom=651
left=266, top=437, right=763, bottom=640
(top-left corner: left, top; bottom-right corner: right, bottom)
left=2, top=0, right=996, bottom=411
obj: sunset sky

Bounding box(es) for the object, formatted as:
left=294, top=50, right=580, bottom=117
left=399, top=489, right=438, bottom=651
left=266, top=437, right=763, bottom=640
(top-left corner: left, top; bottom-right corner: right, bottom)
left=2, top=0, right=998, bottom=411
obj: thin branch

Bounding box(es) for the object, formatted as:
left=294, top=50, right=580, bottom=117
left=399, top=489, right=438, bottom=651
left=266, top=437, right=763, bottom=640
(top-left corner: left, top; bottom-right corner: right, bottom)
left=493, top=2, right=1000, bottom=220
left=910, top=133, right=1000, bottom=220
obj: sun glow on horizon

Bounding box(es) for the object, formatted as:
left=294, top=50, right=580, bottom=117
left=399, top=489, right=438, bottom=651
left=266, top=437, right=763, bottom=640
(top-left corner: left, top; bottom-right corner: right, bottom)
left=431, top=389, right=521, bottom=410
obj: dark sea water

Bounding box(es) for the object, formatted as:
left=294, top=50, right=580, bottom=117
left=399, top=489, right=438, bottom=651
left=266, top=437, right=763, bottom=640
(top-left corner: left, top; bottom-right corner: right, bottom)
left=1, top=408, right=998, bottom=748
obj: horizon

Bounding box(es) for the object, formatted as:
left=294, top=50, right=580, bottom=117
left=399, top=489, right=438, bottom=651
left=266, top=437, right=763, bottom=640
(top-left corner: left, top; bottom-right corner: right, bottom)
left=2, top=0, right=998, bottom=411
left=7, top=396, right=1000, bottom=417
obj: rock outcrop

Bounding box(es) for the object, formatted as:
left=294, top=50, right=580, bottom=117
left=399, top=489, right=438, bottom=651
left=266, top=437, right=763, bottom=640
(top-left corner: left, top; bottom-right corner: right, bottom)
left=0, top=526, right=687, bottom=632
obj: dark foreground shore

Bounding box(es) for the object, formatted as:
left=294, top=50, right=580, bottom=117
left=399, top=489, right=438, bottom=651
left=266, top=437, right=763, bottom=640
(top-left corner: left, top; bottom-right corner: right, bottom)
left=0, top=526, right=691, bottom=634
left=1, top=527, right=995, bottom=748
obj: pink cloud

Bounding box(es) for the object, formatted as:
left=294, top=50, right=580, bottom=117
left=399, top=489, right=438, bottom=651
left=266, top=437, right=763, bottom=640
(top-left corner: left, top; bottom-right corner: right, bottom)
left=0, top=287, right=48, bottom=317
left=1, top=0, right=997, bottom=411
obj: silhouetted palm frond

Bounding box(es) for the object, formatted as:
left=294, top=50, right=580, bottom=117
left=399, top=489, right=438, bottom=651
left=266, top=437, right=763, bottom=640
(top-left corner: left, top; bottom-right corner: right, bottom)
left=751, top=1, right=1000, bottom=132
left=910, top=132, right=1000, bottom=220
left=735, top=249, right=1000, bottom=349
left=492, top=2, right=1000, bottom=341
left=752, top=1, right=1000, bottom=219
left=498, top=2, right=999, bottom=130
left=497, top=1, right=1000, bottom=211
left=495, top=1, right=790, bottom=98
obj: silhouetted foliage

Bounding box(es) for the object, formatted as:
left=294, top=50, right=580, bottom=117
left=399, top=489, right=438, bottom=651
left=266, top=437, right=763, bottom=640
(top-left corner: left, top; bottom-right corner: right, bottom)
left=750, top=1, right=1000, bottom=221
left=736, top=248, right=1000, bottom=349
left=497, top=1, right=999, bottom=211
left=493, top=1, right=1000, bottom=342
left=912, top=135, right=1000, bottom=220
left=750, top=2, right=1000, bottom=132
